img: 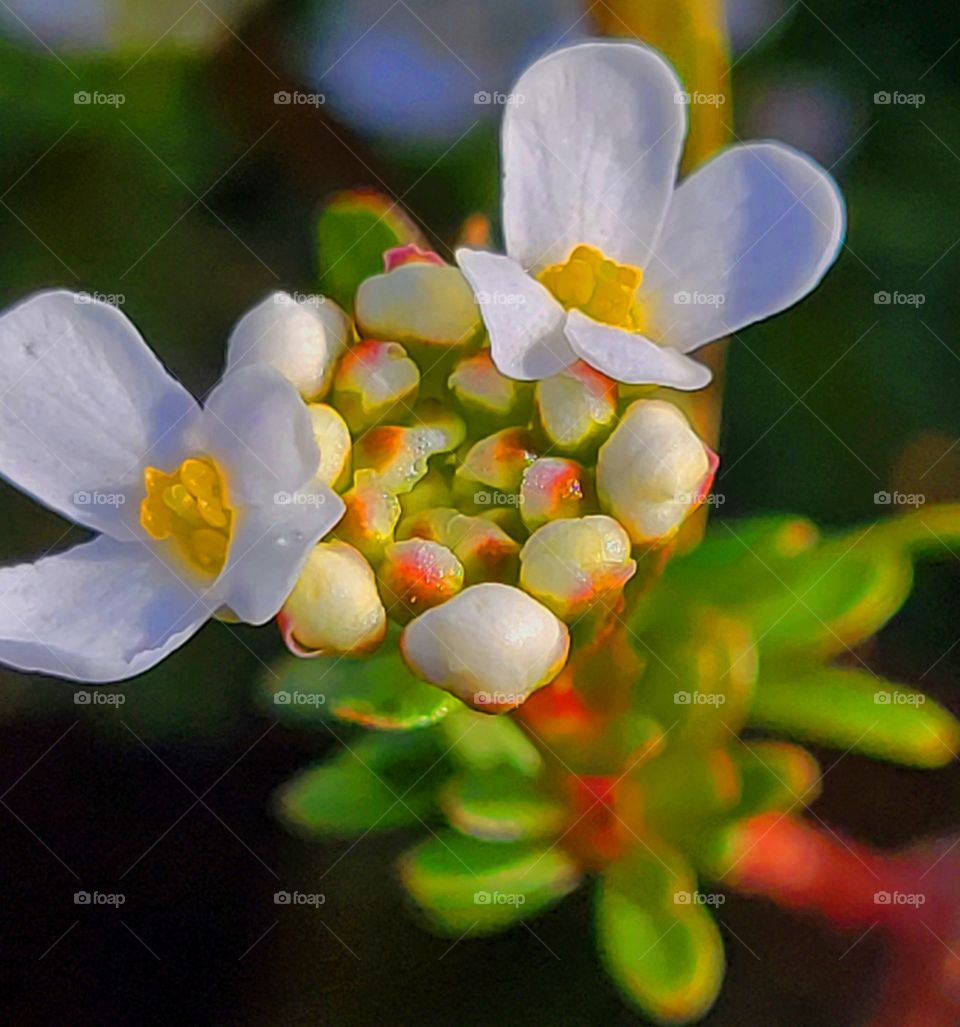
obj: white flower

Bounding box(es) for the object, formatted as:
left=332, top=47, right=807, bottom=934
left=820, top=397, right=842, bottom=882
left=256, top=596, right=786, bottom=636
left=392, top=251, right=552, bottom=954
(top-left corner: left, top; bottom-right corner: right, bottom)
left=0, top=290, right=345, bottom=682
left=456, top=41, right=845, bottom=387
left=400, top=583, right=569, bottom=711
left=225, top=290, right=350, bottom=401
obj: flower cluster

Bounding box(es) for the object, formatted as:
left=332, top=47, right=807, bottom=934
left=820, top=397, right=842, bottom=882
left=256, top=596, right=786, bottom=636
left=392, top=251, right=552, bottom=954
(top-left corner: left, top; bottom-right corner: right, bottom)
left=0, top=41, right=842, bottom=707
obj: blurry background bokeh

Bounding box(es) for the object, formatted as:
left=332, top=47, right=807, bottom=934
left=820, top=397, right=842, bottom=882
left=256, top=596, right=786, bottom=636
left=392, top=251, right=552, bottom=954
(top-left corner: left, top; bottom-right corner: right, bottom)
left=1, top=0, right=959, bottom=1023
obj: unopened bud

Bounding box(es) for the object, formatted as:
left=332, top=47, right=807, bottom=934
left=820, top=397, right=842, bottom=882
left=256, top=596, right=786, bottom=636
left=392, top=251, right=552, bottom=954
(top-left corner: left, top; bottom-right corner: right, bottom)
left=356, top=259, right=480, bottom=348
left=378, top=538, right=465, bottom=624
left=519, top=457, right=595, bottom=530
left=448, top=349, right=532, bottom=426
left=535, top=361, right=617, bottom=454
left=454, top=427, right=538, bottom=498
left=307, top=403, right=351, bottom=489
left=226, top=291, right=349, bottom=401
left=279, top=541, right=386, bottom=656
left=333, top=340, right=420, bottom=433
left=400, top=583, right=569, bottom=711
left=597, top=400, right=715, bottom=545
left=519, top=515, right=636, bottom=621
left=335, top=469, right=402, bottom=563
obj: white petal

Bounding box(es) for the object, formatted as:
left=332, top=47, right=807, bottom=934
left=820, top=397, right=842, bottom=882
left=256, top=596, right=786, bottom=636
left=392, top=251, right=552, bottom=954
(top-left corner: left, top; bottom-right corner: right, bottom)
left=225, top=291, right=349, bottom=401
left=0, top=290, right=197, bottom=536
left=455, top=248, right=575, bottom=380
left=214, top=479, right=344, bottom=625
left=645, top=142, right=845, bottom=352
left=188, top=364, right=320, bottom=504
left=564, top=310, right=712, bottom=389
left=502, top=42, right=686, bottom=271
left=0, top=536, right=208, bottom=682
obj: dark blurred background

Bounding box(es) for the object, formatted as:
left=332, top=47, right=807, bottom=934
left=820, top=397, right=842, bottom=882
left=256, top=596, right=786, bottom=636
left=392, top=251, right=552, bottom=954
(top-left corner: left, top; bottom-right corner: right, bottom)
left=1, top=0, right=959, bottom=1023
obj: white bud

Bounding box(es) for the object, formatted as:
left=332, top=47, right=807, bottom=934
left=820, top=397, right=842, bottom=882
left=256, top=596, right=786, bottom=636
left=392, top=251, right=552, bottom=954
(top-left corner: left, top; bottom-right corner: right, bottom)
left=279, top=541, right=386, bottom=656
left=519, top=515, right=636, bottom=621
left=597, top=400, right=712, bottom=544
left=307, top=403, right=351, bottom=488
left=355, top=263, right=479, bottom=347
left=226, top=291, right=349, bottom=401
left=400, top=583, right=569, bottom=711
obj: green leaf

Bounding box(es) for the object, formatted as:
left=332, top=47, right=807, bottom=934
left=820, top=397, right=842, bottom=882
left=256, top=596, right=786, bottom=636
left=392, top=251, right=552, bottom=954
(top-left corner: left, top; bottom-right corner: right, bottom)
left=276, top=730, right=446, bottom=837
left=439, top=705, right=543, bottom=776
left=728, top=741, right=821, bottom=819
left=399, top=831, right=580, bottom=936
left=266, top=641, right=456, bottom=731
left=750, top=666, right=960, bottom=768
left=657, top=518, right=915, bottom=661
left=440, top=766, right=568, bottom=842
left=597, top=848, right=725, bottom=1024
left=616, top=746, right=741, bottom=853
left=315, top=190, right=423, bottom=309
left=631, top=609, right=757, bottom=746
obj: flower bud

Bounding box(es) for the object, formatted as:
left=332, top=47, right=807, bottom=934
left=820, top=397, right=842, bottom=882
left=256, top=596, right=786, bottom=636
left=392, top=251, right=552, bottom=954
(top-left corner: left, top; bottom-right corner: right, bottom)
left=377, top=538, right=464, bottom=624
left=398, top=508, right=521, bottom=585
left=226, top=292, right=349, bottom=401
left=535, top=361, right=617, bottom=454
left=400, top=583, right=569, bottom=711
left=307, top=403, right=351, bottom=489
left=447, top=349, right=532, bottom=427
left=453, top=427, right=538, bottom=506
left=353, top=417, right=462, bottom=496
left=279, top=541, right=386, bottom=656
left=596, top=400, right=716, bottom=545
left=519, top=515, right=636, bottom=621
left=519, top=457, right=595, bottom=531
left=333, top=340, right=420, bottom=433
left=335, top=469, right=402, bottom=563
left=355, top=257, right=480, bottom=349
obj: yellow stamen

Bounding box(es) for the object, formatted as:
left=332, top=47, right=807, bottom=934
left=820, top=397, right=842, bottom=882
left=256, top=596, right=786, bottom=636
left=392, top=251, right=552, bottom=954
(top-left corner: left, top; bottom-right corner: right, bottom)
left=140, top=456, right=233, bottom=578
left=538, top=244, right=648, bottom=331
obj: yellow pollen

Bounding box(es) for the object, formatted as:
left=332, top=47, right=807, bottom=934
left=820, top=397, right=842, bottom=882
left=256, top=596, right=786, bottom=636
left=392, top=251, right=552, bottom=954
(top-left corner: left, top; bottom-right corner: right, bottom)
left=538, top=244, right=646, bottom=330
left=140, top=456, right=233, bottom=577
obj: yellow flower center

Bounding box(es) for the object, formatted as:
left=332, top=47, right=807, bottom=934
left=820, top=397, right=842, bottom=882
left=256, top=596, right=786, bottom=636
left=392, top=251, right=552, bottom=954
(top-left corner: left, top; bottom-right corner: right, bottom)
left=140, top=457, right=233, bottom=578
left=538, top=244, right=647, bottom=331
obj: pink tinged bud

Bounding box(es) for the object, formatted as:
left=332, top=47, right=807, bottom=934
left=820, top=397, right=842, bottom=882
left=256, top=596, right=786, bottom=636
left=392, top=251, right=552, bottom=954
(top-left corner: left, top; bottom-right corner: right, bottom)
left=596, top=400, right=715, bottom=545
left=454, top=427, right=538, bottom=498
left=307, top=403, right=351, bottom=490
left=447, top=350, right=532, bottom=424
left=334, top=469, right=402, bottom=564
left=400, top=583, right=570, bottom=712
left=355, top=260, right=481, bottom=348
left=352, top=417, right=462, bottom=496
left=383, top=244, right=446, bottom=271
left=332, top=340, right=420, bottom=433
left=279, top=541, right=386, bottom=656
left=398, top=508, right=521, bottom=585
left=226, top=292, right=350, bottom=402
left=519, top=457, right=596, bottom=531
left=535, top=361, right=617, bottom=455
left=377, top=538, right=465, bottom=624
left=519, top=515, right=637, bottom=621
